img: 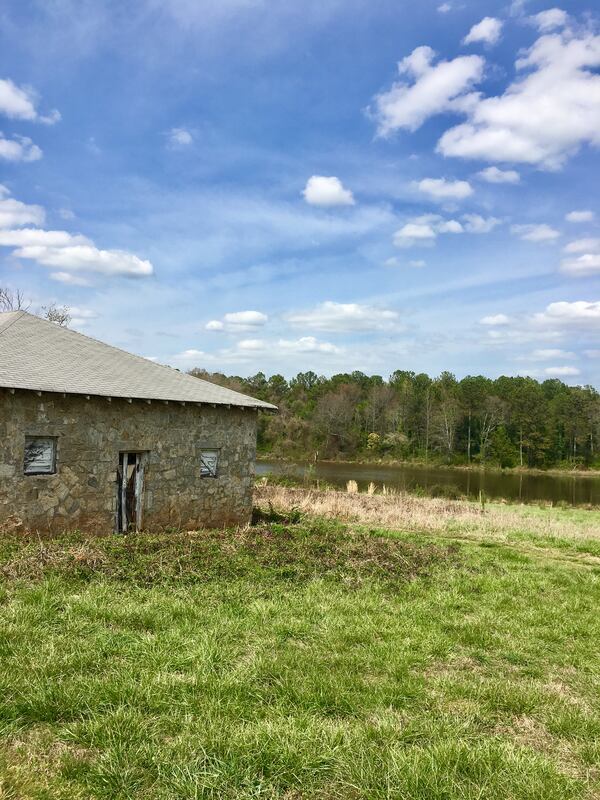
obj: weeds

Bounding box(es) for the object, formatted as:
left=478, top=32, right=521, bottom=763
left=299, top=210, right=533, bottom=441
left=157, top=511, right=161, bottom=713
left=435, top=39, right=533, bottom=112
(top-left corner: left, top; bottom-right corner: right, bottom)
left=0, top=494, right=599, bottom=798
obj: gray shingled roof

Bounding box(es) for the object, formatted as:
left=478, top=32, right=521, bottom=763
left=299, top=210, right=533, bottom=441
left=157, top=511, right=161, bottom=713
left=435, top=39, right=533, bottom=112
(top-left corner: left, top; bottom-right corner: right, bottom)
left=0, top=311, right=276, bottom=410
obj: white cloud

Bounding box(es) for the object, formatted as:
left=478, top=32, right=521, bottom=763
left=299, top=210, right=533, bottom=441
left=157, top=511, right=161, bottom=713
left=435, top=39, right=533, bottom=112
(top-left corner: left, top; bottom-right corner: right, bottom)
left=393, top=222, right=437, bottom=246
left=438, top=219, right=463, bottom=233
left=393, top=213, right=465, bottom=247
left=205, top=320, right=225, bottom=331
left=415, top=177, right=473, bottom=200
left=480, top=313, right=511, bottom=325
left=409, top=259, right=426, bottom=268
left=237, top=338, right=266, bottom=351
left=167, top=127, right=193, bottom=148
left=206, top=310, right=268, bottom=332
left=438, top=30, right=600, bottom=169
left=174, top=348, right=209, bottom=362
left=477, top=166, right=520, bottom=183
left=463, top=17, right=503, bottom=46
left=544, top=365, right=580, bottom=377
left=561, top=253, right=600, bottom=276
left=563, top=238, right=600, bottom=253
left=565, top=209, right=594, bottom=223
left=371, top=46, right=484, bottom=135
left=278, top=336, right=341, bottom=354
left=529, top=348, right=576, bottom=360
left=462, top=213, right=500, bottom=233
left=67, top=306, right=98, bottom=327
left=0, top=187, right=152, bottom=278
left=49, top=271, right=92, bottom=286
left=511, top=223, right=560, bottom=242
left=531, top=8, right=568, bottom=32
left=438, top=2, right=452, bottom=12
left=0, top=133, right=42, bottom=162
left=0, top=228, right=89, bottom=247
left=0, top=78, right=60, bottom=124
left=0, top=191, right=45, bottom=228
left=533, top=300, right=600, bottom=328
left=14, top=245, right=153, bottom=277
left=287, top=301, right=400, bottom=332
left=302, top=175, right=355, bottom=206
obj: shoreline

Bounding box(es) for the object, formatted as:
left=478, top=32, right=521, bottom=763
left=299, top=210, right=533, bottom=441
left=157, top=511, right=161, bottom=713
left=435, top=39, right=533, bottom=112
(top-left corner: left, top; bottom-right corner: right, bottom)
left=256, top=455, right=600, bottom=479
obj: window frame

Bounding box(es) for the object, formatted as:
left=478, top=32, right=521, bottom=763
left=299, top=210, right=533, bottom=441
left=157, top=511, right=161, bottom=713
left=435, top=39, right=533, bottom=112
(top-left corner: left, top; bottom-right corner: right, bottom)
left=23, top=436, right=58, bottom=476
left=200, top=448, right=220, bottom=478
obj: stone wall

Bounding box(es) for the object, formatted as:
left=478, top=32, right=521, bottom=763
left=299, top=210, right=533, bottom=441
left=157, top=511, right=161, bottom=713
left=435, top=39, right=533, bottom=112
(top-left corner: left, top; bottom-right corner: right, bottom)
left=0, top=389, right=258, bottom=532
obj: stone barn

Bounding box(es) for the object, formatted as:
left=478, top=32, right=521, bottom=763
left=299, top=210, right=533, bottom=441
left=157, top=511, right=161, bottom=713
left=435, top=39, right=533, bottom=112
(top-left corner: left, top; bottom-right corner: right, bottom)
left=0, top=311, right=276, bottom=532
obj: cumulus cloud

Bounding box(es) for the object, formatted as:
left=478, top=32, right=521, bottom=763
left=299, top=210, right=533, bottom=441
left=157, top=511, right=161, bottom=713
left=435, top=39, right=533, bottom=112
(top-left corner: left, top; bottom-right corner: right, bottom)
left=477, top=166, right=520, bottom=183
left=462, top=213, right=501, bottom=233
left=0, top=133, right=42, bottom=162
left=480, top=313, right=511, bottom=325
left=174, top=348, right=209, bottom=362
left=531, top=8, right=569, bottom=32
left=49, top=271, right=92, bottom=286
left=68, top=307, right=98, bottom=327
left=167, top=127, right=193, bottom=148
left=393, top=221, right=438, bottom=246
left=0, top=189, right=45, bottom=228
left=371, top=46, right=484, bottom=135
left=393, top=213, right=481, bottom=247
left=0, top=186, right=153, bottom=278
left=561, top=253, right=600, bottom=276
left=0, top=229, right=89, bottom=247
left=415, top=177, right=473, bottom=200
left=463, top=17, right=503, bottom=46
left=437, top=30, right=600, bottom=169
left=206, top=310, right=268, bottom=331
left=544, top=365, right=580, bottom=377
left=565, top=209, right=594, bottom=223
left=511, top=223, right=560, bottom=242
left=278, top=336, right=341, bottom=354
left=529, top=348, right=576, bottom=360
left=287, top=301, right=400, bottom=332
left=302, top=175, right=355, bottom=206
left=0, top=78, right=60, bottom=124
left=237, top=338, right=265, bottom=351
left=394, top=215, right=462, bottom=246
left=533, top=300, right=600, bottom=328
left=563, top=238, right=600, bottom=254
left=14, top=245, right=153, bottom=277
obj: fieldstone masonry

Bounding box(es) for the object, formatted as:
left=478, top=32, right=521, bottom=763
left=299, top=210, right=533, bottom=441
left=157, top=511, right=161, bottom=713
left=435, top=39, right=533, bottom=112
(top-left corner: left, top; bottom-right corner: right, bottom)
left=0, top=388, right=258, bottom=532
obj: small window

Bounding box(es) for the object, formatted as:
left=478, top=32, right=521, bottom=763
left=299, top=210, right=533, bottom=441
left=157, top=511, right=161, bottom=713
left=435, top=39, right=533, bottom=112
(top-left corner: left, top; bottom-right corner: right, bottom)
left=24, top=437, right=57, bottom=475
left=200, top=449, right=219, bottom=478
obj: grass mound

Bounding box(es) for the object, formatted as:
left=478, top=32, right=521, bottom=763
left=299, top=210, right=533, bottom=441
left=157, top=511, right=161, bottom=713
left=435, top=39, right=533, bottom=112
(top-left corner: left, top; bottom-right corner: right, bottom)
left=0, top=518, right=456, bottom=588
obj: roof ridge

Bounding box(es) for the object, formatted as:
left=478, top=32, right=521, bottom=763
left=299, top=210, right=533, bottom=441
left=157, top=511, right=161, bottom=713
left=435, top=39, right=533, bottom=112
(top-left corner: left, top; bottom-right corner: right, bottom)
left=6, top=311, right=267, bottom=406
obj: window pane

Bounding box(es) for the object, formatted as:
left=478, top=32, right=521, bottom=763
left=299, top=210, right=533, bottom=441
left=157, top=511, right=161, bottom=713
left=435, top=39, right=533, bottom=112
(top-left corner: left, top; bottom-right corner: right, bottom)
left=24, top=437, right=56, bottom=475
left=200, top=449, right=219, bottom=477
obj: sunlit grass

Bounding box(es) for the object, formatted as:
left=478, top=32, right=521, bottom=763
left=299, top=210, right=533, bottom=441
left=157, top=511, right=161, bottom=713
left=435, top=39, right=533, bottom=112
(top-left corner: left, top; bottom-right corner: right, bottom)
left=0, top=496, right=599, bottom=798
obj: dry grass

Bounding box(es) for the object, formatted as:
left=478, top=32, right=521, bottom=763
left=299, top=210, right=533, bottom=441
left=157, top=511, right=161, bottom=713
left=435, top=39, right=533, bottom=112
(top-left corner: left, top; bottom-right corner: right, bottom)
left=255, top=484, right=600, bottom=548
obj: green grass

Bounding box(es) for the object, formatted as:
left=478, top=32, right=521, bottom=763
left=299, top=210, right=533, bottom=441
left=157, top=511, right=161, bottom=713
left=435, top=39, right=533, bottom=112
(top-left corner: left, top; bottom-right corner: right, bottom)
left=0, top=510, right=599, bottom=798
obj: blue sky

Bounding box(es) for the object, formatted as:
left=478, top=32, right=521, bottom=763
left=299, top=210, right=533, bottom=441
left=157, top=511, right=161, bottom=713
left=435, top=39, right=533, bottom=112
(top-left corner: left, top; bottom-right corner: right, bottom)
left=1, top=0, right=599, bottom=384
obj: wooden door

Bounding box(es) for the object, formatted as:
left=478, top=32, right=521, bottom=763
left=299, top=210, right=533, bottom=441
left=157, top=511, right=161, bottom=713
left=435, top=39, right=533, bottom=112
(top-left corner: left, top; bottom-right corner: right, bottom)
left=117, top=452, right=145, bottom=532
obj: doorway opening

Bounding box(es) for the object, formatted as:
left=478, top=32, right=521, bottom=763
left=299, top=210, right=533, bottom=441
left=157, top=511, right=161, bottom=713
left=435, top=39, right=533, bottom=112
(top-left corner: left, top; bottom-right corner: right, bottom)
left=116, top=452, right=146, bottom=532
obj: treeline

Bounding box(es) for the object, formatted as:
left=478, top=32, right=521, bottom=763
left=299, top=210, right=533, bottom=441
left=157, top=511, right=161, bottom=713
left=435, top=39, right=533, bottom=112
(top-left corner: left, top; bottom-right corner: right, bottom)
left=189, top=368, right=600, bottom=470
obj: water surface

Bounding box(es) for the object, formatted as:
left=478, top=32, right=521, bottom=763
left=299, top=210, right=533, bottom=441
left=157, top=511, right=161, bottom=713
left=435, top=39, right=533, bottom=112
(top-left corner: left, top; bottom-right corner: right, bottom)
left=256, top=460, right=600, bottom=506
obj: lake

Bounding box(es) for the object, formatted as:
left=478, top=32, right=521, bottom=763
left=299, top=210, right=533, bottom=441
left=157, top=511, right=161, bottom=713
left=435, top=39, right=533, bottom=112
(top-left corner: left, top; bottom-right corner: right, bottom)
left=256, top=460, right=600, bottom=506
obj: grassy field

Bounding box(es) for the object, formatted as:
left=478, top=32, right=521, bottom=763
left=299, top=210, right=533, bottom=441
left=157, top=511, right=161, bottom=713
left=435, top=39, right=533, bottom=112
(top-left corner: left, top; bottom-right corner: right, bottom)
left=0, top=488, right=599, bottom=799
